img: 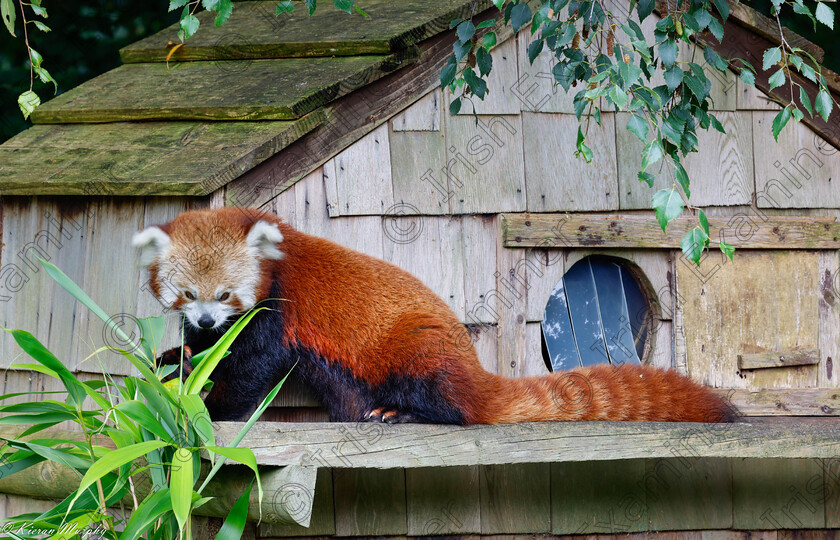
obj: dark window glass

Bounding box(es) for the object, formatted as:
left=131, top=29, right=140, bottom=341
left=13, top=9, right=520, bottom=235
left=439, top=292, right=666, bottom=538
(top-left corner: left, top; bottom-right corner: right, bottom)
left=542, top=257, right=649, bottom=371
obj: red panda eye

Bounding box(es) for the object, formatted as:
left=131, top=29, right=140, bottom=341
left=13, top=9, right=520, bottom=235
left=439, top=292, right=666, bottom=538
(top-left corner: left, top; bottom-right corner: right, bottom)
left=219, top=292, right=230, bottom=301
left=184, top=291, right=196, bottom=300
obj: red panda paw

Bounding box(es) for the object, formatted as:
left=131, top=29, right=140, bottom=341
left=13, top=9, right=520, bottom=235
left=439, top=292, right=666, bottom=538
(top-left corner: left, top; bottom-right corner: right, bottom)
left=157, top=346, right=194, bottom=382
left=362, top=408, right=419, bottom=424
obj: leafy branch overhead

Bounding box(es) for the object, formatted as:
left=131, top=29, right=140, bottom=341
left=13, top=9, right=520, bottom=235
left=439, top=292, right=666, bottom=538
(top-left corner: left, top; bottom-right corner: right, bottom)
left=442, top=0, right=837, bottom=265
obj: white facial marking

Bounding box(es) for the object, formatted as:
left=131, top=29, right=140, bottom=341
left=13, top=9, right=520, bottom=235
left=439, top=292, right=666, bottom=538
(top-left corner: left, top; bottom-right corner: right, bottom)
left=184, top=300, right=236, bottom=330
left=132, top=227, right=171, bottom=267
left=246, top=221, right=284, bottom=260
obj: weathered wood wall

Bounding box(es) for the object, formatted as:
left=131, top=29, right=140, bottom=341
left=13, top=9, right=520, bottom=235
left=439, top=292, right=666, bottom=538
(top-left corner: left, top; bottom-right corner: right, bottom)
left=1, top=11, right=840, bottom=537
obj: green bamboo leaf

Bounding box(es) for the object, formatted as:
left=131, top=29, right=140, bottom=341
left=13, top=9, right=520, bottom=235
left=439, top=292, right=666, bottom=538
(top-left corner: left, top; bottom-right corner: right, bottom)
left=180, top=394, right=215, bottom=450
left=116, top=401, right=173, bottom=443
left=68, top=440, right=169, bottom=515
left=119, top=488, right=171, bottom=540
left=3, top=329, right=86, bottom=407
left=215, top=482, right=252, bottom=540
left=170, top=448, right=195, bottom=532
left=185, top=308, right=268, bottom=394
left=41, top=259, right=143, bottom=360
left=198, top=371, right=292, bottom=494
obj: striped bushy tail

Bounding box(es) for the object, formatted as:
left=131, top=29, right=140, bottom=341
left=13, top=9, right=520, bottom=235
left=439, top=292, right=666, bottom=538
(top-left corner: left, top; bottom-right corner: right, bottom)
left=483, top=363, right=737, bottom=423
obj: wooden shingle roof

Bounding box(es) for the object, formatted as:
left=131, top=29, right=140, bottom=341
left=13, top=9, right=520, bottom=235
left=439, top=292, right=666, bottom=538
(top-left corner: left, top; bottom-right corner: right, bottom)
left=0, top=0, right=491, bottom=196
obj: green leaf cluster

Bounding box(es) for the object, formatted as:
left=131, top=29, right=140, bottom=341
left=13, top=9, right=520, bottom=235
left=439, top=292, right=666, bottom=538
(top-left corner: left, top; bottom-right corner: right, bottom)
left=0, top=260, right=291, bottom=539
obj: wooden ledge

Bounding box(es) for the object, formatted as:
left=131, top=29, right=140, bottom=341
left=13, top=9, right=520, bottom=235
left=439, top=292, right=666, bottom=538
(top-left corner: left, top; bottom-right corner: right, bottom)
left=216, top=418, right=840, bottom=469
left=501, top=213, right=840, bottom=249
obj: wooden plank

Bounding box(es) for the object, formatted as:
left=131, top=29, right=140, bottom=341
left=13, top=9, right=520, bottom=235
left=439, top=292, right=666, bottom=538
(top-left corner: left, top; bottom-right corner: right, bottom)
left=678, top=251, right=819, bottom=390
left=737, top=77, right=782, bottom=110
left=0, top=198, right=90, bottom=369
left=462, top=215, right=499, bottom=325
left=828, top=457, right=840, bottom=528
left=552, top=459, right=648, bottom=534
left=703, top=532, right=778, bottom=540
left=334, top=123, right=394, bottom=215
left=725, top=388, right=840, bottom=416
left=31, top=52, right=416, bottom=123
left=120, top=0, right=494, bottom=62
left=677, top=251, right=819, bottom=389
left=732, top=458, right=825, bottom=529
left=214, top=419, right=840, bottom=468
left=0, top=115, right=324, bottom=196
left=383, top=216, right=465, bottom=320
left=389, top=128, right=449, bottom=214
left=649, top=320, right=674, bottom=369
left=445, top=115, right=526, bottom=214
left=258, top=468, right=335, bottom=537
left=333, top=468, right=407, bottom=535
left=450, top=38, right=520, bottom=115
left=73, top=199, right=146, bottom=375
left=292, top=168, right=385, bottom=259
left=523, top=249, right=567, bottom=322
left=406, top=466, right=480, bottom=535
left=494, top=215, right=529, bottom=376
left=502, top=213, right=840, bottom=249
left=227, top=6, right=510, bottom=208
left=524, top=112, right=619, bottom=212
left=819, top=251, right=840, bottom=387
left=322, top=160, right=341, bottom=218
left=392, top=89, right=442, bottom=132
left=647, top=458, right=732, bottom=530
left=480, top=464, right=550, bottom=533
left=524, top=323, right=551, bottom=377
left=738, top=350, right=819, bottom=371
left=617, top=112, right=753, bottom=209
left=753, top=111, right=840, bottom=209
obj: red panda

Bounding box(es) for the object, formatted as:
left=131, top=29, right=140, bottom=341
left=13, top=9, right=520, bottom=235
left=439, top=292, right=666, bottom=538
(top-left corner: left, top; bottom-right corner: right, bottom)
left=133, top=207, right=736, bottom=424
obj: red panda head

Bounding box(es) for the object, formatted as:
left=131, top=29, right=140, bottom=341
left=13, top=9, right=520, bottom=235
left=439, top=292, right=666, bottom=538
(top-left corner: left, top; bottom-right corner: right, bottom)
left=132, top=208, right=284, bottom=330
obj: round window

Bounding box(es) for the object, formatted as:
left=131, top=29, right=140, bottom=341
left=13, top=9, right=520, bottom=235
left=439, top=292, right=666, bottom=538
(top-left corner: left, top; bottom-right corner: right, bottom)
left=541, top=256, right=651, bottom=371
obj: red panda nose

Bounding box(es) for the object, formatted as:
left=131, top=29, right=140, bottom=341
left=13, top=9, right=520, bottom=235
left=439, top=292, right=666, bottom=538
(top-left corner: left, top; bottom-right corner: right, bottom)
left=197, top=315, right=215, bottom=329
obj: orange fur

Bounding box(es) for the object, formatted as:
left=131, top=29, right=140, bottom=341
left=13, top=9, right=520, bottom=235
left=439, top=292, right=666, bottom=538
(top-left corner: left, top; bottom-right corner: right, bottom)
left=154, top=208, right=735, bottom=424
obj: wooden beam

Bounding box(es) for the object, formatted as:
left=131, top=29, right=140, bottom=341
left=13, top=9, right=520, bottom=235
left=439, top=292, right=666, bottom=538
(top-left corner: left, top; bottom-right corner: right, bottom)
left=737, top=349, right=819, bottom=371
left=0, top=435, right=316, bottom=525
left=725, top=388, right=840, bottom=416
left=31, top=50, right=417, bottom=124
left=226, top=3, right=515, bottom=208
left=501, top=213, right=840, bottom=249
left=214, top=418, right=840, bottom=468
left=0, top=111, right=325, bottom=196
left=120, top=0, right=494, bottom=63
left=655, top=0, right=840, bottom=152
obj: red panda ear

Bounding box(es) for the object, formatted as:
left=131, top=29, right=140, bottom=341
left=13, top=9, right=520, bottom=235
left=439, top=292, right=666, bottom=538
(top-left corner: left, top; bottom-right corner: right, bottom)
left=246, top=220, right=284, bottom=260
left=132, top=226, right=171, bottom=267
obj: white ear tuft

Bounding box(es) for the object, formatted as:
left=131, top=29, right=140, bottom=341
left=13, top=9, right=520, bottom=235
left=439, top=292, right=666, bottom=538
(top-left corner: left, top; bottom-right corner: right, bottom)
left=246, top=221, right=284, bottom=260
left=132, top=226, right=171, bottom=268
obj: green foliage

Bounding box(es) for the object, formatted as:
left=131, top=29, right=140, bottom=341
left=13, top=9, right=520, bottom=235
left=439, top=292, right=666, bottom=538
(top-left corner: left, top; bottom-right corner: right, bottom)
left=0, top=260, right=290, bottom=539
left=432, top=0, right=838, bottom=265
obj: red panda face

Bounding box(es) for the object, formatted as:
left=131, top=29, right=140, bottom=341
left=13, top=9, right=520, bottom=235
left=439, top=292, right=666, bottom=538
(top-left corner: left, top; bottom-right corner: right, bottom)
left=132, top=210, right=284, bottom=330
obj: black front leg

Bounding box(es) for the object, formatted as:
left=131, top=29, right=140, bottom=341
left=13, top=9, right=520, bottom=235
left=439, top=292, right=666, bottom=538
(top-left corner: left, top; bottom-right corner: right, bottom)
left=203, top=354, right=281, bottom=421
